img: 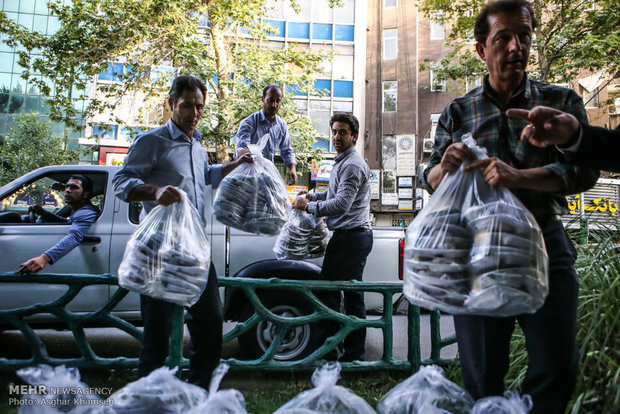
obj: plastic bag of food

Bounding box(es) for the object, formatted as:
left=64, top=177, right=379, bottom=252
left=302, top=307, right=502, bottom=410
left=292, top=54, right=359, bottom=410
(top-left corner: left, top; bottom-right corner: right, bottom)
left=404, top=134, right=548, bottom=316
left=106, top=366, right=207, bottom=413
left=377, top=365, right=474, bottom=414
left=273, top=209, right=329, bottom=260
left=471, top=391, right=533, bottom=414
left=118, top=189, right=211, bottom=307
left=214, top=144, right=291, bottom=235
left=17, top=364, right=107, bottom=413
left=274, top=362, right=376, bottom=414
left=186, top=363, right=247, bottom=414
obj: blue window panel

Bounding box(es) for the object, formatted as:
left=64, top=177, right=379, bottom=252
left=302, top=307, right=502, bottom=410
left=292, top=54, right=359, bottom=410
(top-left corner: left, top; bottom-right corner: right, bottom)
left=152, top=66, right=176, bottom=86
left=335, top=25, right=354, bottom=42
left=288, top=22, right=309, bottom=39
left=313, top=138, right=330, bottom=151
left=286, top=84, right=306, bottom=96
left=98, top=63, right=124, bottom=81
left=120, top=126, right=145, bottom=142
left=267, top=20, right=285, bottom=37
left=312, top=24, right=332, bottom=40
left=333, top=80, right=353, bottom=98
left=93, top=124, right=117, bottom=140
left=313, top=79, right=331, bottom=95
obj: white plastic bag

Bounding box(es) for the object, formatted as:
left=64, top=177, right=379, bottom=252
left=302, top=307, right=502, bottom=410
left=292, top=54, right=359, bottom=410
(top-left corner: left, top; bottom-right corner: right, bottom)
left=16, top=364, right=107, bottom=413
left=376, top=365, right=474, bottom=414
left=471, top=391, right=533, bottom=414
left=404, top=134, right=548, bottom=316
left=273, top=209, right=328, bottom=260
left=214, top=144, right=291, bottom=235
left=274, top=362, right=376, bottom=414
left=107, top=366, right=207, bottom=413
left=118, top=190, right=211, bottom=307
left=186, top=363, right=247, bottom=414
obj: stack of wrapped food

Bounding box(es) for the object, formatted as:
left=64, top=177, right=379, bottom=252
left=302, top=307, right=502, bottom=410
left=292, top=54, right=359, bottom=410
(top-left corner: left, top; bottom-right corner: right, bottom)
left=118, top=196, right=211, bottom=307
left=274, top=210, right=329, bottom=260
left=214, top=167, right=290, bottom=236
left=462, top=200, right=548, bottom=314
left=404, top=208, right=473, bottom=312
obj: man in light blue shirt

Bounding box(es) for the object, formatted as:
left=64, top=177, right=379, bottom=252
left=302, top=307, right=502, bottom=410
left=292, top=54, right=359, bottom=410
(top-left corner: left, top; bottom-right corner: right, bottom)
left=234, top=85, right=298, bottom=184
left=19, top=174, right=99, bottom=273
left=113, top=75, right=252, bottom=388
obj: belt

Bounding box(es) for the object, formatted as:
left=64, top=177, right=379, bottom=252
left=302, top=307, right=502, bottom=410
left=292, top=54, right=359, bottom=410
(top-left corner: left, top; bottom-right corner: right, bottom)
left=334, top=226, right=372, bottom=233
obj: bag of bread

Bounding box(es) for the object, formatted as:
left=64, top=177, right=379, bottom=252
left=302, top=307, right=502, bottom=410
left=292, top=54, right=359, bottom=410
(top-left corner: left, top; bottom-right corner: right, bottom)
left=404, top=134, right=548, bottom=316
left=214, top=143, right=290, bottom=235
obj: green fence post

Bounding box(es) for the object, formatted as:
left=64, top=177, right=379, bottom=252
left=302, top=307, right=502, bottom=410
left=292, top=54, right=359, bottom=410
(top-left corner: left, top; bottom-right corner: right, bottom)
left=407, top=303, right=421, bottom=373
left=166, top=304, right=185, bottom=377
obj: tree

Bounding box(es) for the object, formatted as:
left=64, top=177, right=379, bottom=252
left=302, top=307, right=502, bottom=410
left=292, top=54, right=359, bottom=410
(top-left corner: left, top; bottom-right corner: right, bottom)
left=419, top=0, right=620, bottom=90
left=0, top=0, right=343, bottom=170
left=0, top=112, right=83, bottom=186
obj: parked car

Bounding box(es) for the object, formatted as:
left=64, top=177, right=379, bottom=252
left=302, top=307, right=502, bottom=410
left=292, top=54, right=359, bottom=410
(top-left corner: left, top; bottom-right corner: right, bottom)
left=0, top=165, right=406, bottom=360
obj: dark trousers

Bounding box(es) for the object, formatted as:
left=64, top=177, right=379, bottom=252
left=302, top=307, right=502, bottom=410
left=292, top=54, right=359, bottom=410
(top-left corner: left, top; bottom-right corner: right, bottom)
left=454, top=221, right=579, bottom=414
left=138, top=263, right=223, bottom=388
left=319, top=229, right=373, bottom=360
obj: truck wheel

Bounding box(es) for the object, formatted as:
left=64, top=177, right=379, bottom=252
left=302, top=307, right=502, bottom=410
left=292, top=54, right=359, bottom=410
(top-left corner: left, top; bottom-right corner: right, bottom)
left=238, top=293, right=321, bottom=361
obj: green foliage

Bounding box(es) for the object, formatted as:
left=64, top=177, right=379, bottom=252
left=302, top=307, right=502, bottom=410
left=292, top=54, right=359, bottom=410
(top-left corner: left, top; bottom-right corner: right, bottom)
left=418, top=0, right=620, bottom=85
left=0, top=0, right=330, bottom=171
left=0, top=113, right=84, bottom=186
left=502, top=226, right=620, bottom=413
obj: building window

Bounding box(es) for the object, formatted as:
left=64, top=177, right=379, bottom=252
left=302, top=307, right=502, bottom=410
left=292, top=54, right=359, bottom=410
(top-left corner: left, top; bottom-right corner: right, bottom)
left=312, top=23, right=333, bottom=40
left=313, top=79, right=332, bottom=96
left=430, top=70, right=446, bottom=92
left=98, top=63, right=127, bottom=82
left=466, top=76, right=483, bottom=91
left=333, top=80, right=353, bottom=98
left=266, top=20, right=286, bottom=37
left=583, top=87, right=599, bottom=108
left=430, top=114, right=441, bottom=140
left=335, top=25, right=354, bottom=42
left=430, top=12, right=445, bottom=40
left=384, top=0, right=397, bottom=8
left=92, top=124, right=118, bottom=140
left=383, top=29, right=397, bottom=60
left=288, top=22, right=310, bottom=39
left=383, top=81, right=397, bottom=112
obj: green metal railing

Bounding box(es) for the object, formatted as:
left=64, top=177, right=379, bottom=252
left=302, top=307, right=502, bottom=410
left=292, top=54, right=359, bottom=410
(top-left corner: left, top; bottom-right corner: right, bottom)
left=0, top=273, right=457, bottom=372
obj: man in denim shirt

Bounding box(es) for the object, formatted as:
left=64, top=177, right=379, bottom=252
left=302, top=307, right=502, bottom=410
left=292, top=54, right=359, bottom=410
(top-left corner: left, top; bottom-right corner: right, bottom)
left=19, top=174, right=98, bottom=273
left=234, top=85, right=298, bottom=184
left=113, top=75, right=252, bottom=388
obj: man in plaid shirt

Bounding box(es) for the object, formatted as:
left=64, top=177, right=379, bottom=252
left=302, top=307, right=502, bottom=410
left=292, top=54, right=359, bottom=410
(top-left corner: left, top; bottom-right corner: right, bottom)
left=422, top=1, right=599, bottom=413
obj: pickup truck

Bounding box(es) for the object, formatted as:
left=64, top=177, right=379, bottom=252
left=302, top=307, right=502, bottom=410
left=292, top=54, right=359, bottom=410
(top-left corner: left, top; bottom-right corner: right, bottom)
left=0, top=165, right=406, bottom=361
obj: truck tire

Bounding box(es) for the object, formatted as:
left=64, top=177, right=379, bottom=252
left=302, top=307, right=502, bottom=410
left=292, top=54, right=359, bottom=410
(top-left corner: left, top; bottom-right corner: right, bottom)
left=238, top=292, right=321, bottom=361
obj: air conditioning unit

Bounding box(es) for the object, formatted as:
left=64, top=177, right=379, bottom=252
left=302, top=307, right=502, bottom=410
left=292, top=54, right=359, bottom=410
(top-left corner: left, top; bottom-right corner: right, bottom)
left=423, top=138, right=434, bottom=153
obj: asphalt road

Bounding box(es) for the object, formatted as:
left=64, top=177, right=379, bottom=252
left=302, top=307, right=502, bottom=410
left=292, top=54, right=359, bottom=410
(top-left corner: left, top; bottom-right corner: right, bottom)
left=0, top=314, right=457, bottom=362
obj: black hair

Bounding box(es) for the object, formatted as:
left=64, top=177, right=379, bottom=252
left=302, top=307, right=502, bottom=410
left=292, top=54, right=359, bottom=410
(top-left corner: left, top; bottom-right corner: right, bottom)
left=262, top=84, right=282, bottom=97
left=474, top=0, right=538, bottom=44
left=330, top=113, right=360, bottom=136
left=69, top=174, right=93, bottom=196
left=168, top=75, right=207, bottom=104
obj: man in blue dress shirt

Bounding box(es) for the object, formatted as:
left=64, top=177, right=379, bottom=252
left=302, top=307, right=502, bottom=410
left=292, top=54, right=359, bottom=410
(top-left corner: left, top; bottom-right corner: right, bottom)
left=113, top=75, right=252, bottom=388
left=19, top=174, right=99, bottom=273
left=234, top=85, right=298, bottom=184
